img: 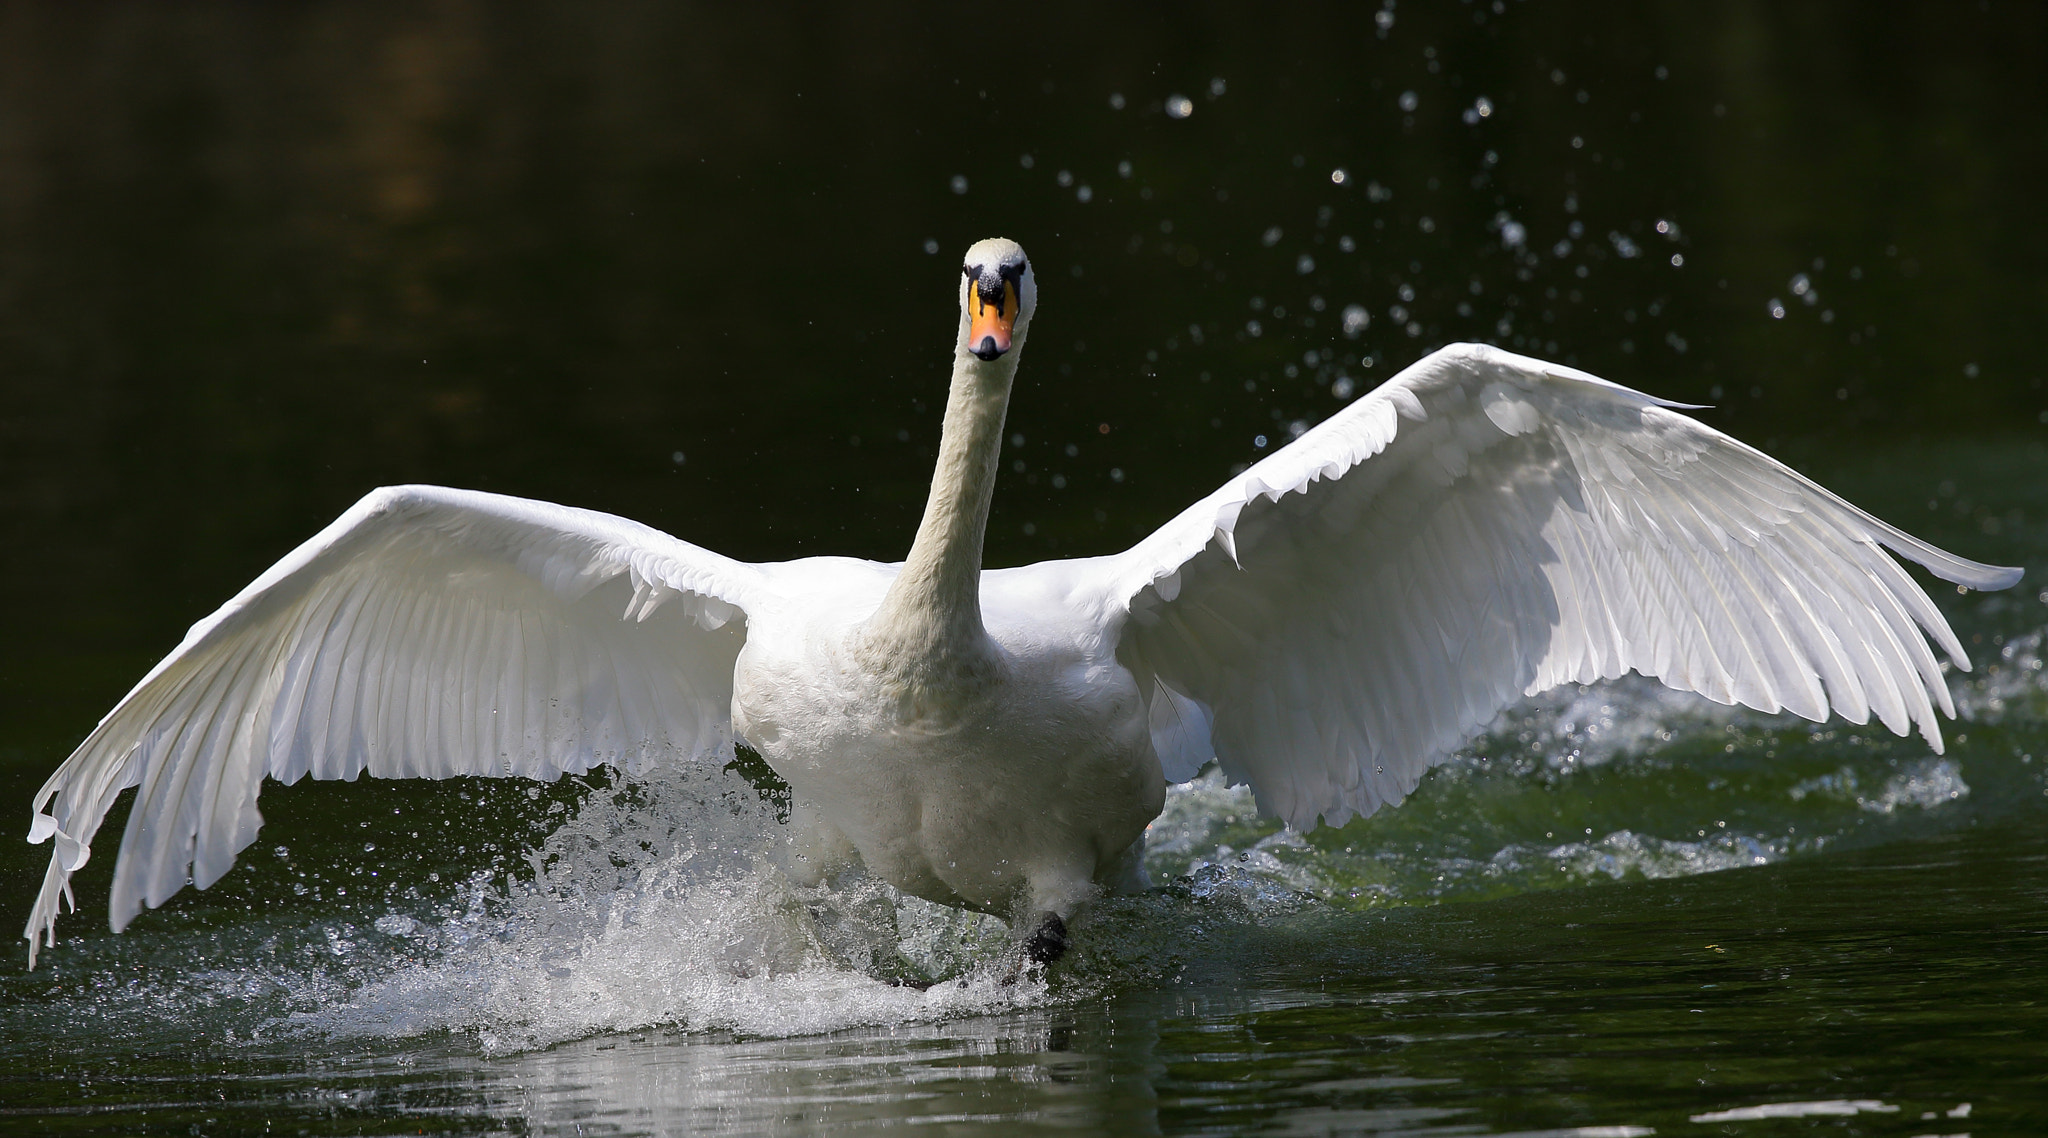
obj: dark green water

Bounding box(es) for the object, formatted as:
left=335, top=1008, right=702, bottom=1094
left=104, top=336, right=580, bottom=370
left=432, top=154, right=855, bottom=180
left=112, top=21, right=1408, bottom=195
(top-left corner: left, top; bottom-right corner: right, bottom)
left=3, top=4, right=2047, bottom=1134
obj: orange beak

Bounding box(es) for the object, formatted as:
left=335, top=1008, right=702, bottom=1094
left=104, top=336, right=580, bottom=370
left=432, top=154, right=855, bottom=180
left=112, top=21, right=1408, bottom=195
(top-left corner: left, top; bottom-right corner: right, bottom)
left=968, top=280, right=1018, bottom=360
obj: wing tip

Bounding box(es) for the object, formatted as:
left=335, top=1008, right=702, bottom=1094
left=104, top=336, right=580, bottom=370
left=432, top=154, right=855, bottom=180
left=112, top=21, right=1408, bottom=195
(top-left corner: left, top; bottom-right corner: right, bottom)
left=1979, top=564, right=2026, bottom=591
left=1917, top=554, right=2023, bottom=593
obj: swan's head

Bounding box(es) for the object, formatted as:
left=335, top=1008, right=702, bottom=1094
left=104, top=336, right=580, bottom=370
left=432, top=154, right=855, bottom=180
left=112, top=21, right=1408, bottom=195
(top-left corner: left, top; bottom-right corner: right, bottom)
left=959, top=237, right=1035, bottom=362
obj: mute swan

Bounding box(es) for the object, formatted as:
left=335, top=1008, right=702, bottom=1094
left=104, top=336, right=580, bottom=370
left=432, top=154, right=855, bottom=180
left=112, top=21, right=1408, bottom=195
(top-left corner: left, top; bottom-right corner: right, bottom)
left=23, top=236, right=2022, bottom=968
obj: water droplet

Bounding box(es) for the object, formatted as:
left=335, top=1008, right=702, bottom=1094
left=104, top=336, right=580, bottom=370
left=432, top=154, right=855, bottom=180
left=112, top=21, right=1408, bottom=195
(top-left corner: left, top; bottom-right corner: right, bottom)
left=1208, top=77, right=1227, bottom=98
left=1117, top=160, right=1133, bottom=178
left=949, top=175, right=968, bottom=195
left=921, top=238, right=939, bottom=255
left=1254, top=435, right=1269, bottom=449
left=1767, top=299, right=1787, bottom=319
left=1109, top=467, right=1125, bottom=482
left=1398, top=90, right=1419, bottom=112
left=1166, top=94, right=1194, bottom=119
left=1342, top=305, right=1371, bottom=337
left=671, top=450, right=686, bottom=465
left=1332, top=376, right=1357, bottom=399
left=1261, top=226, right=1283, bottom=247
left=1295, top=254, right=1316, bottom=275
left=1670, top=253, right=1685, bottom=267
left=1330, top=167, right=1348, bottom=185
left=1076, top=184, right=1093, bottom=203
left=1108, top=92, right=1126, bottom=110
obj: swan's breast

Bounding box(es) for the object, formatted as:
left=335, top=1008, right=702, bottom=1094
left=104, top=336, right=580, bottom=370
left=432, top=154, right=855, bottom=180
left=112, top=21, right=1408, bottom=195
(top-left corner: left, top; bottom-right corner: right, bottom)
left=729, top=566, right=1162, bottom=915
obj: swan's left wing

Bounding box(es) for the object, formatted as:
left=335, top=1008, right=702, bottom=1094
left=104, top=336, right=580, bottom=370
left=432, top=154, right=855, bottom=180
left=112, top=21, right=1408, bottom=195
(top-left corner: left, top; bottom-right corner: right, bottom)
left=25, top=485, right=762, bottom=965
left=1097, top=343, right=2021, bottom=830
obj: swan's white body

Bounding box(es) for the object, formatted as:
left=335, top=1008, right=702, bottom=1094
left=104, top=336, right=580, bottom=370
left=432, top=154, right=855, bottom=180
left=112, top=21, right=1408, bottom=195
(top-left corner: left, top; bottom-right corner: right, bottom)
left=730, top=560, right=1159, bottom=918
left=22, top=237, right=2022, bottom=965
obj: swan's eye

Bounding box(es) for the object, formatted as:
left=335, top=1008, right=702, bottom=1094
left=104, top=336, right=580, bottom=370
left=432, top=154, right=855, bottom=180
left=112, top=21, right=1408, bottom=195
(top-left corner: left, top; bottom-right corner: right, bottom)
left=999, top=260, right=1028, bottom=283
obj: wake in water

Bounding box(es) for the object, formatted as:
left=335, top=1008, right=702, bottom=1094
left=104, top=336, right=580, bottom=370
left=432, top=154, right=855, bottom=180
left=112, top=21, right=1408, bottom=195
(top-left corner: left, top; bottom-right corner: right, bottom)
left=26, top=613, right=2048, bottom=1056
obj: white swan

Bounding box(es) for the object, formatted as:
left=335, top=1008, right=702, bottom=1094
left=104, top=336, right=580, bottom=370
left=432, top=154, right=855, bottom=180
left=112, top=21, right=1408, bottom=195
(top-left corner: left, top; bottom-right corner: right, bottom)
left=23, top=237, right=2021, bottom=967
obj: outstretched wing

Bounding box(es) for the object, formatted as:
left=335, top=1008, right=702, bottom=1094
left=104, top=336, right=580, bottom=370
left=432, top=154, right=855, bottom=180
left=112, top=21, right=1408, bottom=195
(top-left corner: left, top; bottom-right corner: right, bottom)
left=1102, top=343, right=2021, bottom=830
left=25, top=484, right=765, bottom=964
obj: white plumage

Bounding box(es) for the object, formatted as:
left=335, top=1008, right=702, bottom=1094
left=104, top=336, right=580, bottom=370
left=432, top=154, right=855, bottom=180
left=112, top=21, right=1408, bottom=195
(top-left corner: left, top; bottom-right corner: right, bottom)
left=23, top=237, right=2019, bottom=966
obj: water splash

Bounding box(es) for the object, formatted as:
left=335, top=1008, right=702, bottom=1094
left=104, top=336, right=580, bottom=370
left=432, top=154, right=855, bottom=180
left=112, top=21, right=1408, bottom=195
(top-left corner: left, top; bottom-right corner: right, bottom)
left=1789, top=756, right=1970, bottom=815
left=264, top=766, right=1049, bottom=1052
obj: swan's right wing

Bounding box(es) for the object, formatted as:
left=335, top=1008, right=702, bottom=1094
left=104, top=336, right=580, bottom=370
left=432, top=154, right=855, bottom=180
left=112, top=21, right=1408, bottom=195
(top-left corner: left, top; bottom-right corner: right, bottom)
left=1097, top=343, right=2019, bottom=831
left=26, top=484, right=764, bottom=965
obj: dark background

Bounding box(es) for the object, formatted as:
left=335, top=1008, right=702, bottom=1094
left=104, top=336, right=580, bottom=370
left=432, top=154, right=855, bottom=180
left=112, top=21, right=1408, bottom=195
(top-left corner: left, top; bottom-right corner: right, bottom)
left=2, top=0, right=2044, bottom=746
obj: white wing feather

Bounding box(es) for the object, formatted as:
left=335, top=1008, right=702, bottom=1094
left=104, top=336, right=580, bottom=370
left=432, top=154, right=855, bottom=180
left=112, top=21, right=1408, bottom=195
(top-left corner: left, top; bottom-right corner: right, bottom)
left=1105, top=343, right=2021, bottom=829
left=24, top=485, right=763, bottom=965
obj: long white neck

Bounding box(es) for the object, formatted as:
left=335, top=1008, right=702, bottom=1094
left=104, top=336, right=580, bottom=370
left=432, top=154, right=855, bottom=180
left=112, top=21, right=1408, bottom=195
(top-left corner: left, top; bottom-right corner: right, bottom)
left=863, top=334, right=1022, bottom=674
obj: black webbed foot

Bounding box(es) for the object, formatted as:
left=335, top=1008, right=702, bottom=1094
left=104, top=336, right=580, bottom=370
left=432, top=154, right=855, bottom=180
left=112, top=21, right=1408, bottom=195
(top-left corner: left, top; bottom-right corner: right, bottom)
left=1022, top=912, right=1068, bottom=967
